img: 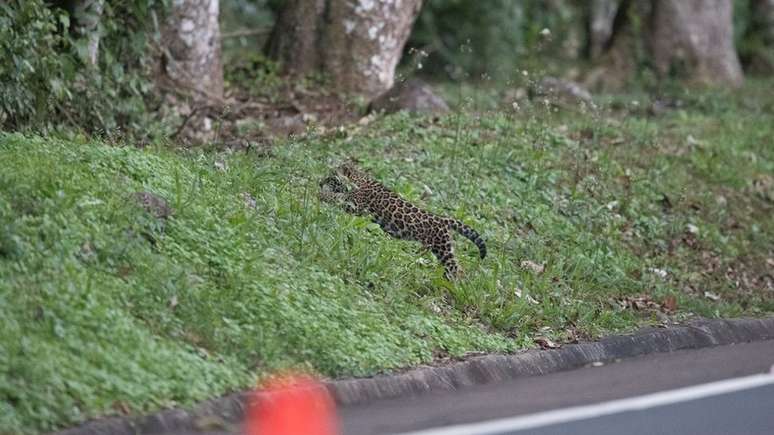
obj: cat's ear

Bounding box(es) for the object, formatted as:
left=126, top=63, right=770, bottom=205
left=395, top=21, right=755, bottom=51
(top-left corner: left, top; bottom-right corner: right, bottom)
left=337, top=160, right=357, bottom=176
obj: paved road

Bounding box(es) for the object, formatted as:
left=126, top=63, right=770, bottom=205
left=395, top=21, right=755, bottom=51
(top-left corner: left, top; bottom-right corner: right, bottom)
left=456, top=382, right=774, bottom=435
left=165, top=340, right=774, bottom=435
left=340, top=340, right=774, bottom=435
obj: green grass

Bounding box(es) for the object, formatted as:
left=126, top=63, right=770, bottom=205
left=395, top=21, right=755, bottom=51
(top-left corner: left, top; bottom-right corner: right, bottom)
left=2, top=79, right=773, bottom=433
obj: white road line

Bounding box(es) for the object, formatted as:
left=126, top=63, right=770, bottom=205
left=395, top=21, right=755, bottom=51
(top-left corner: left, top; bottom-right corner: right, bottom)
left=394, top=372, right=774, bottom=435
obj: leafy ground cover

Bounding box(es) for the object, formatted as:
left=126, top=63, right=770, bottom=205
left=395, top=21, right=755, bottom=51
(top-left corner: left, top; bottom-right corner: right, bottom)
left=1, top=79, right=773, bottom=433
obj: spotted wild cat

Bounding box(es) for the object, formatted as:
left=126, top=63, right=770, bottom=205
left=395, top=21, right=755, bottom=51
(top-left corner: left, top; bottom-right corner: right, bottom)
left=319, top=162, right=486, bottom=280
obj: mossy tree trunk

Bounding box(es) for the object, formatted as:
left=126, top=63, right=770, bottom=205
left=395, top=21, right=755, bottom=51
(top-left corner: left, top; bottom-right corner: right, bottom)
left=589, top=0, right=743, bottom=89
left=265, top=0, right=327, bottom=78
left=267, top=0, right=423, bottom=101
left=160, top=0, right=223, bottom=143
left=162, top=0, right=223, bottom=101
left=587, top=0, right=619, bottom=60
left=649, top=0, right=743, bottom=87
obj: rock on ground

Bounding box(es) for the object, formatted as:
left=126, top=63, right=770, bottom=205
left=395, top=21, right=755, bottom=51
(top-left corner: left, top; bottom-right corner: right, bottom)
left=531, top=77, right=593, bottom=107
left=368, top=79, right=449, bottom=115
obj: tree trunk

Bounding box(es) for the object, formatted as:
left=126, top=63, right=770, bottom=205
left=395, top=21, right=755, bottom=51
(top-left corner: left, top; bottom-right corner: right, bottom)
left=584, top=0, right=648, bottom=91
left=588, top=0, right=619, bottom=59
left=587, top=0, right=743, bottom=89
left=265, top=0, right=326, bottom=77
left=161, top=0, right=223, bottom=143
left=649, top=0, right=743, bottom=87
left=162, top=0, right=223, bottom=100
left=267, top=0, right=423, bottom=100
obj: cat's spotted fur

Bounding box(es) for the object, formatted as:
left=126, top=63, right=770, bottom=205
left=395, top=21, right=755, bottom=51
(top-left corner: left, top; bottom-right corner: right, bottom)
left=319, top=162, right=486, bottom=280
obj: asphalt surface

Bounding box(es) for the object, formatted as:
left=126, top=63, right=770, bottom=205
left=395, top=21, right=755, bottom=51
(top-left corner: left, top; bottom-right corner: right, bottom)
left=489, top=383, right=774, bottom=435
left=340, top=339, right=774, bottom=435
left=160, top=339, right=774, bottom=435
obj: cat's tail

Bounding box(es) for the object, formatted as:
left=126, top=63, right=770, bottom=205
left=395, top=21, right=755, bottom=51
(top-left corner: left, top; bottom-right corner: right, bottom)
left=447, top=219, right=487, bottom=259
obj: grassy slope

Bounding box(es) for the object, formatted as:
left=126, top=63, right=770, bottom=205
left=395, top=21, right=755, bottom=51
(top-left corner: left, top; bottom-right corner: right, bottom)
left=1, top=80, right=772, bottom=432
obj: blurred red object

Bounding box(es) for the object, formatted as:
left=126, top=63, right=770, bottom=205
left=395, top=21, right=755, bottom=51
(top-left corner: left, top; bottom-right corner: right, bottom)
left=245, top=373, right=339, bottom=435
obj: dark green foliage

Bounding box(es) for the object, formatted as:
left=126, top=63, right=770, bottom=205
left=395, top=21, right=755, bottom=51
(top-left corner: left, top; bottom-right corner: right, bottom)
left=224, top=52, right=282, bottom=97
left=735, top=0, right=774, bottom=73
left=407, top=0, right=525, bottom=78
left=406, top=0, right=583, bottom=79
left=0, top=0, right=165, bottom=136
left=0, top=1, right=70, bottom=129
left=220, top=0, right=276, bottom=53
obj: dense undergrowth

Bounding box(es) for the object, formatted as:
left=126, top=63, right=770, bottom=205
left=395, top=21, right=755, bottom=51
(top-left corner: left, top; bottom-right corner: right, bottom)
left=0, top=0, right=162, bottom=135
left=1, top=80, right=773, bottom=433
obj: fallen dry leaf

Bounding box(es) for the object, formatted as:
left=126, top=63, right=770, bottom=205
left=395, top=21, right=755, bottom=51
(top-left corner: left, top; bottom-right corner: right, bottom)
left=112, top=401, right=131, bottom=415
left=534, top=336, right=560, bottom=350
left=615, top=294, right=677, bottom=314
left=520, top=260, right=545, bottom=274
left=662, top=295, right=678, bottom=312
left=616, top=295, right=659, bottom=311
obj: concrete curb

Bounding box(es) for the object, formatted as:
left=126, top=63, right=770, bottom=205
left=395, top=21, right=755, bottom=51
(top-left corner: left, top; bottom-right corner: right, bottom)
left=54, top=317, right=774, bottom=435
left=329, top=317, right=774, bottom=405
